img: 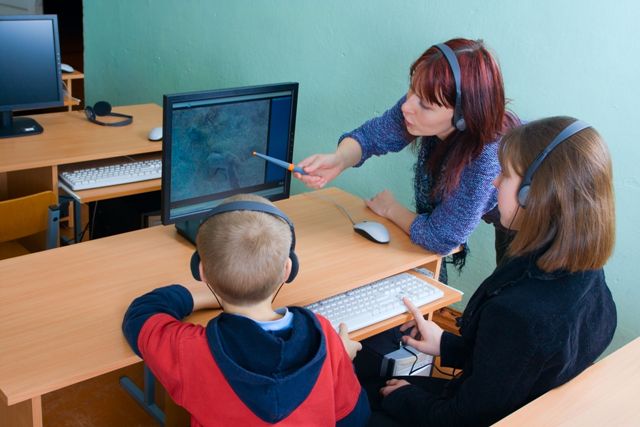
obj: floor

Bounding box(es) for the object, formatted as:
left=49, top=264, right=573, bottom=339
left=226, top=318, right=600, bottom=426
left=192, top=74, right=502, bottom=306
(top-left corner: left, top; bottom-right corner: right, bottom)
left=42, top=363, right=163, bottom=427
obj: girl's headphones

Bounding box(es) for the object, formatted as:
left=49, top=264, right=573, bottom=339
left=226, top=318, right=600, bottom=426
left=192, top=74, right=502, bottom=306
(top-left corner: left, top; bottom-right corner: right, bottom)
left=190, top=201, right=299, bottom=283
left=517, top=120, right=591, bottom=207
left=84, top=101, right=133, bottom=127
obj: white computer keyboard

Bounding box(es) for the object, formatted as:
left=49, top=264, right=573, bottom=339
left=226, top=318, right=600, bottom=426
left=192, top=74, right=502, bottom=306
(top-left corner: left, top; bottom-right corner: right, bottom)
left=306, top=272, right=443, bottom=332
left=59, top=158, right=162, bottom=191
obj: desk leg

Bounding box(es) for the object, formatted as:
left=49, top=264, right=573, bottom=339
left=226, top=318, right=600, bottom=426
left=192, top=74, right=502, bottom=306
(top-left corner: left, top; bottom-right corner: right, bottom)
left=0, top=396, right=43, bottom=427
left=73, top=199, right=83, bottom=243
left=119, top=365, right=165, bottom=425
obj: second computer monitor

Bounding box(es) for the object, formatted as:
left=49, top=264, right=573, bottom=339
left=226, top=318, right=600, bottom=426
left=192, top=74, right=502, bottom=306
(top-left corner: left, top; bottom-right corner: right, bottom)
left=0, top=14, right=64, bottom=138
left=161, top=82, right=299, bottom=241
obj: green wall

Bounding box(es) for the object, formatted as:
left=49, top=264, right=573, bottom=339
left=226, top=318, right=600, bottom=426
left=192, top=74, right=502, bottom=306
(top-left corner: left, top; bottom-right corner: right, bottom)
left=84, top=0, right=639, bottom=353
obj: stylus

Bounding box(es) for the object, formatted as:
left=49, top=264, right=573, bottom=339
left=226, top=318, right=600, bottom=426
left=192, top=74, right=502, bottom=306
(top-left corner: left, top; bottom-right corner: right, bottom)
left=252, top=151, right=307, bottom=175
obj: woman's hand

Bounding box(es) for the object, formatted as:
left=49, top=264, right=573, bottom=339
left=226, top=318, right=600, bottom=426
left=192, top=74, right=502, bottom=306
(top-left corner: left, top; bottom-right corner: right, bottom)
left=380, top=378, right=411, bottom=397
left=338, top=323, right=362, bottom=360
left=399, top=297, right=444, bottom=356
left=364, top=190, right=417, bottom=235
left=295, top=153, right=346, bottom=189
left=365, top=190, right=400, bottom=218
left=295, top=137, right=363, bottom=189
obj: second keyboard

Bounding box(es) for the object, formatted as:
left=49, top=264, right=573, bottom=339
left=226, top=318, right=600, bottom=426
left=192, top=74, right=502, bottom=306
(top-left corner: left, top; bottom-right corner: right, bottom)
left=59, top=158, right=162, bottom=191
left=306, top=272, right=443, bottom=332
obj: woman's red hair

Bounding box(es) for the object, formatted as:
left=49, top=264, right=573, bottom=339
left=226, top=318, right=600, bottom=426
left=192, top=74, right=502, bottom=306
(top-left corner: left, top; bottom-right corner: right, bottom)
left=410, top=38, right=518, bottom=196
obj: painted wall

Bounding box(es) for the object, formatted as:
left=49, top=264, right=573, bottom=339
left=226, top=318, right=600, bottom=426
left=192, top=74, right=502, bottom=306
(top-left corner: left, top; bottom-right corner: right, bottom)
left=84, top=0, right=639, bottom=353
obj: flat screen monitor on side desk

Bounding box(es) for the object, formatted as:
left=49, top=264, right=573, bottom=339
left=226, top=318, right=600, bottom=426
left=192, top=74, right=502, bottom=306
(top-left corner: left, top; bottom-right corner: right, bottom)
left=0, top=14, right=64, bottom=139
left=161, top=82, right=299, bottom=243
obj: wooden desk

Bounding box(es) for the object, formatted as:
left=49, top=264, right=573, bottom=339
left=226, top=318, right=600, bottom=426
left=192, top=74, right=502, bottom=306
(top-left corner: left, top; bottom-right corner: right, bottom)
left=494, top=337, right=640, bottom=426
left=0, top=103, right=162, bottom=200
left=0, top=187, right=462, bottom=427
left=0, top=104, right=162, bottom=245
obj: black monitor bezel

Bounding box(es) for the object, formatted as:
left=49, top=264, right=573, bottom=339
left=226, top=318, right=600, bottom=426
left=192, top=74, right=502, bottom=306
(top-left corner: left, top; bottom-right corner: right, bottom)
left=0, top=14, right=64, bottom=112
left=160, top=82, right=299, bottom=227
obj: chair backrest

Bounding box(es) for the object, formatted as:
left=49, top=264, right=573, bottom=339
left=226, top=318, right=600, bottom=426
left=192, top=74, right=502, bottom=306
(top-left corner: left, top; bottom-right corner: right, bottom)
left=0, top=191, right=59, bottom=259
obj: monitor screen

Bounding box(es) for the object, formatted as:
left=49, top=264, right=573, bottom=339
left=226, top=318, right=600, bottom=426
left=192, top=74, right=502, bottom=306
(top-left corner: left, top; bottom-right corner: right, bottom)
left=0, top=14, right=64, bottom=139
left=161, top=82, right=299, bottom=242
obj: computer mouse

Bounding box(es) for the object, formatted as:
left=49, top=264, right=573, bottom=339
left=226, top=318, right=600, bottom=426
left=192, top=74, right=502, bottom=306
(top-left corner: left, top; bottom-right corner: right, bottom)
left=60, top=63, right=74, bottom=73
left=353, top=221, right=390, bottom=244
left=148, top=127, right=162, bottom=141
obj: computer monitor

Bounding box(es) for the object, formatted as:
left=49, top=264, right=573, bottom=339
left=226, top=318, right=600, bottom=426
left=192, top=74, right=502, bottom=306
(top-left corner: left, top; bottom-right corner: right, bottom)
left=161, top=82, right=299, bottom=243
left=0, top=14, right=64, bottom=139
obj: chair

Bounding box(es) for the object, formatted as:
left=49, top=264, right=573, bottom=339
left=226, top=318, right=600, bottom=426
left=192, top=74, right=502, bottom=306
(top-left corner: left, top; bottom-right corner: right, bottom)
left=0, top=191, right=60, bottom=260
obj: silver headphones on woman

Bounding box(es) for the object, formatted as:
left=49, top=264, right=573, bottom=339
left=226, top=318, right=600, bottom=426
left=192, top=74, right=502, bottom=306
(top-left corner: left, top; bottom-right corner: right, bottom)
left=517, top=120, right=590, bottom=207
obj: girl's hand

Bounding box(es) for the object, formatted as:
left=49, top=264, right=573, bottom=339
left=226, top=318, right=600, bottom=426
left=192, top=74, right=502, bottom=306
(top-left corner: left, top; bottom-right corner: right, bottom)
left=399, top=297, right=443, bottom=356
left=380, top=378, right=411, bottom=397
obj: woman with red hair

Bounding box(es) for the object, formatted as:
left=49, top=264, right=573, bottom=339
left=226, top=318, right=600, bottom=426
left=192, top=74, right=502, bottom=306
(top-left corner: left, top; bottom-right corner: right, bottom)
left=298, top=38, right=519, bottom=279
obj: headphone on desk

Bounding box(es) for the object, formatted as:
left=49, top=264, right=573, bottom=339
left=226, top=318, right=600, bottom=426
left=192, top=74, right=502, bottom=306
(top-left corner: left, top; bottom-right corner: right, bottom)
left=517, top=120, right=591, bottom=207
left=433, top=43, right=466, bottom=132
left=84, top=101, right=133, bottom=127
left=190, top=201, right=299, bottom=283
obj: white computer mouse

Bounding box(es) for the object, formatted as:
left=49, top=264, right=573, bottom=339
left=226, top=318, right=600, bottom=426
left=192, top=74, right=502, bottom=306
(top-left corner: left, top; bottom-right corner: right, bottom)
left=353, top=221, right=390, bottom=244
left=60, top=63, right=74, bottom=73
left=148, top=127, right=162, bottom=141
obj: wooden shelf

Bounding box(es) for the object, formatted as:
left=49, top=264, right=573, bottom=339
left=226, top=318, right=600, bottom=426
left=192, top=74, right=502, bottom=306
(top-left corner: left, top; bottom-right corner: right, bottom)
left=62, top=70, right=84, bottom=111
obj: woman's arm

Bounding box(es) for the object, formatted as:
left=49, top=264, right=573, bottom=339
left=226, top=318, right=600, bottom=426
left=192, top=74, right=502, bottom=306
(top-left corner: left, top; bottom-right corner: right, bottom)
left=341, top=96, right=413, bottom=167
left=296, top=138, right=363, bottom=189
left=297, top=95, right=412, bottom=188
left=409, top=142, right=501, bottom=255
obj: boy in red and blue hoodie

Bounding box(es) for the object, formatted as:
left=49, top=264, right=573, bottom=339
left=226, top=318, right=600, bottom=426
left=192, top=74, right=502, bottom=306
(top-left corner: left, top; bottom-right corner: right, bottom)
left=123, top=194, right=369, bottom=426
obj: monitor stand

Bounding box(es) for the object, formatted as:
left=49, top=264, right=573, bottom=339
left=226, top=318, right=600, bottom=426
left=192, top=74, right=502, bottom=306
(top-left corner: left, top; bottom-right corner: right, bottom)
left=0, top=111, right=44, bottom=139
left=175, top=220, right=201, bottom=246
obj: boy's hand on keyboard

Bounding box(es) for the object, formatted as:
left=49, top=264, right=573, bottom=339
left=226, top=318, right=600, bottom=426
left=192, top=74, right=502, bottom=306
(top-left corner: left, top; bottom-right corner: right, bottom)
left=398, top=297, right=443, bottom=356
left=338, top=323, right=362, bottom=360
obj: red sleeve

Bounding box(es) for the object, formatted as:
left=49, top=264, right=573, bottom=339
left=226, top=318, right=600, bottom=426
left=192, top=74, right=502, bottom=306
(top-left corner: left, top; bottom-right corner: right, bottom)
left=315, top=315, right=363, bottom=420
left=137, top=313, right=206, bottom=405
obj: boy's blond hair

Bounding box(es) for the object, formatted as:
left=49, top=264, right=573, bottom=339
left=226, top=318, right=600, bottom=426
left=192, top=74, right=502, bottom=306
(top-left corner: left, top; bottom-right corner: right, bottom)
left=498, top=116, right=615, bottom=272
left=195, top=194, right=292, bottom=305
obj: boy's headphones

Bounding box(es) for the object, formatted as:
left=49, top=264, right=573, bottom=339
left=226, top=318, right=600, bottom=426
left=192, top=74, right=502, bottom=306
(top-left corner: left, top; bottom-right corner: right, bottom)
left=190, top=201, right=299, bottom=283
left=517, top=120, right=591, bottom=207
left=433, top=43, right=466, bottom=132
left=84, top=101, right=133, bottom=127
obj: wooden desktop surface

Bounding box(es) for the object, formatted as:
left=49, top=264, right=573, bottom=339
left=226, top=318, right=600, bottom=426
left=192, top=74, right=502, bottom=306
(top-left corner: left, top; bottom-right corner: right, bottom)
left=495, top=337, right=640, bottom=426
left=0, top=104, right=162, bottom=173
left=0, top=188, right=461, bottom=424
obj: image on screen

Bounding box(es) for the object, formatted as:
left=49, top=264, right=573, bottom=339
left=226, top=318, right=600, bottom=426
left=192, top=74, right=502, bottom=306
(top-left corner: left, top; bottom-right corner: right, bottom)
left=170, top=100, right=269, bottom=202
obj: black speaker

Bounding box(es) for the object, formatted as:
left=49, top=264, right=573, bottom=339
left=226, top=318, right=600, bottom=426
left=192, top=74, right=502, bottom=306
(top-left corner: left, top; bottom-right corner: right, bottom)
left=433, top=43, right=466, bottom=132
left=190, top=201, right=299, bottom=283
left=84, top=101, right=133, bottom=127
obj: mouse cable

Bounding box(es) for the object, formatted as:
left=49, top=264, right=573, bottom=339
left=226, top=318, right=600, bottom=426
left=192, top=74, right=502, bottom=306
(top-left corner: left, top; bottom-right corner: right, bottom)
left=305, top=191, right=356, bottom=225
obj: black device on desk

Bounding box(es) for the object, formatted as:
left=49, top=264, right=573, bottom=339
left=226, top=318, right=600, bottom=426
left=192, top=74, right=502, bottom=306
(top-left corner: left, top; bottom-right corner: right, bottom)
left=0, top=14, right=64, bottom=138
left=160, top=82, right=299, bottom=244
